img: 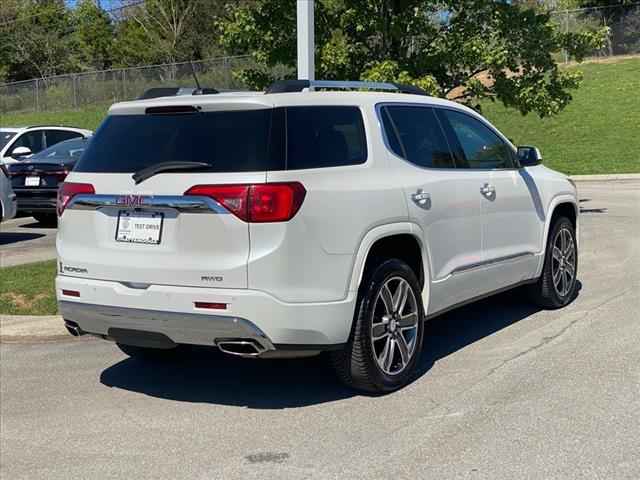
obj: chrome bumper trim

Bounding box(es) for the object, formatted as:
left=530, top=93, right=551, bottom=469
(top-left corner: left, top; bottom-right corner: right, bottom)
left=58, top=301, right=275, bottom=351
left=66, top=194, right=227, bottom=214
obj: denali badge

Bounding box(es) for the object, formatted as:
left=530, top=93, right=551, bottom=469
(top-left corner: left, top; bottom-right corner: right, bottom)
left=116, top=194, right=146, bottom=208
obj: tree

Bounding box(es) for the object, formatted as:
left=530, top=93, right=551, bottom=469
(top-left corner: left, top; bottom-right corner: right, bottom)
left=71, top=0, right=114, bottom=71
left=0, top=0, right=20, bottom=81
left=5, top=0, right=75, bottom=82
left=111, top=0, right=232, bottom=66
left=221, top=0, right=606, bottom=117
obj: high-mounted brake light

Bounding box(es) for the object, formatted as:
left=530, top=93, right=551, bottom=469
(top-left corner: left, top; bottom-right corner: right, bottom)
left=57, top=182, right=95, bottom=216
left=185, top=182, right=306, bottom=223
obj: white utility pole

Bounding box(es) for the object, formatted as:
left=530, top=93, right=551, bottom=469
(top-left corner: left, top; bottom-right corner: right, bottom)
left=296, top=0, right=315, bottom=80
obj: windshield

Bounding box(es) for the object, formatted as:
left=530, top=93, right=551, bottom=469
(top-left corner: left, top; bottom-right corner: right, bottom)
left=75, top=109, right=280, bottom=173
left=0, top=131, right=16, bottom=150
left=30, top=138, right=89, bottom=162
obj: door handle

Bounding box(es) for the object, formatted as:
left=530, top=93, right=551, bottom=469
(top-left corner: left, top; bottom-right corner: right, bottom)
left=480, top=183, right=495, bottom=196
left=411, top=189, right=431, bottom=209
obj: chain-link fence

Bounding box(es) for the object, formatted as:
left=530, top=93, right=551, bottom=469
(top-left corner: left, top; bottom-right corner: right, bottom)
left=552, top=4, right=640, bottom=62
left=0, top=55, right=258, bottom=115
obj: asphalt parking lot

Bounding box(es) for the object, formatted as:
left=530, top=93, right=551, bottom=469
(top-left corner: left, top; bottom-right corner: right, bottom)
left=1, top=180, right=639, bottom=479
left=0, top=216, right=57, bottom=268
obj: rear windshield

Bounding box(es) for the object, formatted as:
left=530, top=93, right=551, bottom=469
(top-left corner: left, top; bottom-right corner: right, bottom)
left=75, top=106, right=367, bottom=173
left=76, top=109, right=277, bottom=173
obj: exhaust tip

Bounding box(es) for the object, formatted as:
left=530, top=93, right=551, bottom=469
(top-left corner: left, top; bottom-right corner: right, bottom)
left=64, top=320, right=85, bottom=337
left=216, top=339, right=266, bottom=357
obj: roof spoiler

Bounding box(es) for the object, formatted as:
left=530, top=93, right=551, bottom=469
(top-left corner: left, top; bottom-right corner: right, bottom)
left=265, top=80, right=428, bottom=96
left=138, top=87, right=220, bottom=100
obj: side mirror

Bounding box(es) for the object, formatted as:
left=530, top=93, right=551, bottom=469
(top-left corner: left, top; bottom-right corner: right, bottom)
left=10, top=146, right=32, bottom=158
left=517, top=145, right=543, bottom=167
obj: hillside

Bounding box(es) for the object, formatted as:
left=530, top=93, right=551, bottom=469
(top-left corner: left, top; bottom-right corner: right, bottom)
left=2, top=58, right=638, bottom=175
left=482, top=57, right=640, bottom=174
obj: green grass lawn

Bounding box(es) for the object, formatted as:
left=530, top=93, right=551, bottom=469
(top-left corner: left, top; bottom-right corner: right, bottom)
left=0, top=261, right=58, bottom=315
left=2, top=58, right=639, bottom=174
left=2, top=103, right=109, bottom=132
left=482, top=58, right=640, bottom=175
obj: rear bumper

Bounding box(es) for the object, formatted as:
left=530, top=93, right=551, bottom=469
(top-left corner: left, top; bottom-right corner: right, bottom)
left=15, top=189, right=57, bottom=213
left=56, top=275, right=356, bottom=348
left=60, top=301, right=277, bottom=353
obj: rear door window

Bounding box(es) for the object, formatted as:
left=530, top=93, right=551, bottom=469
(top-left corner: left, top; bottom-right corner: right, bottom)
left=285, top=106, right=367, bottom=170
left=45, top=130, right=83, bottom=147
left=381, top=105, right=455, bottom=169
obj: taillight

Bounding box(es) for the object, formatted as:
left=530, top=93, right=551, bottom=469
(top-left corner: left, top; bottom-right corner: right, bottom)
left=185, top=184, right=251, bottom=221
left=249, top=183, right=307, bottom=222
left=57, top=182, right=95, bottom=217
left=185, top=182, right=306, bottom=223
left=53, top=169, right=69, bottom=182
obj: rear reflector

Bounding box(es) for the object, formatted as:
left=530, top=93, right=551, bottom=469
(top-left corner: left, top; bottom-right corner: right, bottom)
left=185, top=182, right=306, bottom=223
left=62, top=289, right=80, bottom=297
left=194, top=302, right=227, bottom=310
left=57, top=182, right=95, bottom=216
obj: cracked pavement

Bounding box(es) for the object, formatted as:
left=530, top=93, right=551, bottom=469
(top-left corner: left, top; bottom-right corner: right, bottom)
left=1, top=180, right=639, bottom=479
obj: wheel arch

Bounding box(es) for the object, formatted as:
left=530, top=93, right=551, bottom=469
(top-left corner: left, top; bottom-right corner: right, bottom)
left=349, top=223, right=432, bottom=310
left=537, top=195, right=579, bottom=277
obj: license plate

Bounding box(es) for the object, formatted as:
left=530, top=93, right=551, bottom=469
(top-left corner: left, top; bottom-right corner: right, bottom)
left=116, top=211, right=164, bottom=244
left=25, top=176, right=40, bottom=187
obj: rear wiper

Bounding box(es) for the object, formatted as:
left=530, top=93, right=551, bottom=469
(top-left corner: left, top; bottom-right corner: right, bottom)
left=132, top=161, right=211, bottom=185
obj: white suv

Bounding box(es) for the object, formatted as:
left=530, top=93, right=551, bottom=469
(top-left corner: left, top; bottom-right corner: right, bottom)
left=56, top=81, right=578, bottom=392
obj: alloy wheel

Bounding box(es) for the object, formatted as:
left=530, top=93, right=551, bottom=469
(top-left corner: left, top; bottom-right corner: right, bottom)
left=371, top=277, right=420, bottom=376
left=551, top=227, right=576, bottom=298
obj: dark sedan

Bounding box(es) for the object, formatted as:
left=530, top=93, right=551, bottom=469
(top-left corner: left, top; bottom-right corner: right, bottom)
left=8, top=137, right=90, bottom=226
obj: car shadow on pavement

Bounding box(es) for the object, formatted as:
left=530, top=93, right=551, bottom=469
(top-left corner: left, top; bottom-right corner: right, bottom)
left=0, top=232, right=45, bottom=245
left=100, top=346, right=355, bottom=408
left=18, top=221, right=52, bottom=229
left=100, top=284, right=581, bottom=409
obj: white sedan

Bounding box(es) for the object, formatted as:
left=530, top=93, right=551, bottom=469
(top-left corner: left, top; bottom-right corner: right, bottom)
left=1, top=126, right=92, bottom=165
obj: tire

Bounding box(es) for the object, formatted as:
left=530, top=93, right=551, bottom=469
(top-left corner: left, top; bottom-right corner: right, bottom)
left=116, top=342, right=179, bottom=361
left=331, top=258, right=425, bottom=393
left=33, top=213, right=57, bottom=227
left=528, top=216, right=578, bottom=308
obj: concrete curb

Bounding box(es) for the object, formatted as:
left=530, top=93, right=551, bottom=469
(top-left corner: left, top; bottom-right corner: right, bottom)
left=570, top=173, right=640, bottom=182
left=0, top=314, right=74, bottom=343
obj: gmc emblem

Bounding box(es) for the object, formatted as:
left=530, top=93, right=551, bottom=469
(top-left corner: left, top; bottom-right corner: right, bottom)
left=116, top=194, right=145, bottom=208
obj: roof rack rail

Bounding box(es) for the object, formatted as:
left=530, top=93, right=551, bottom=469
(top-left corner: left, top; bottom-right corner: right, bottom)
left=265, top=80, right=427, bottom=96
left=25, top=124, right=75, bottom=129
left=138, top=86, right=220, bottom=100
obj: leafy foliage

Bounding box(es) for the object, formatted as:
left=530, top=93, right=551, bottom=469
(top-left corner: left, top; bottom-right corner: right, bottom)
left=71, top=0, right=114, bottom=70
left=3, top=0, right=75, bottom=81
left=221, top=0, right=607, bottom=117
